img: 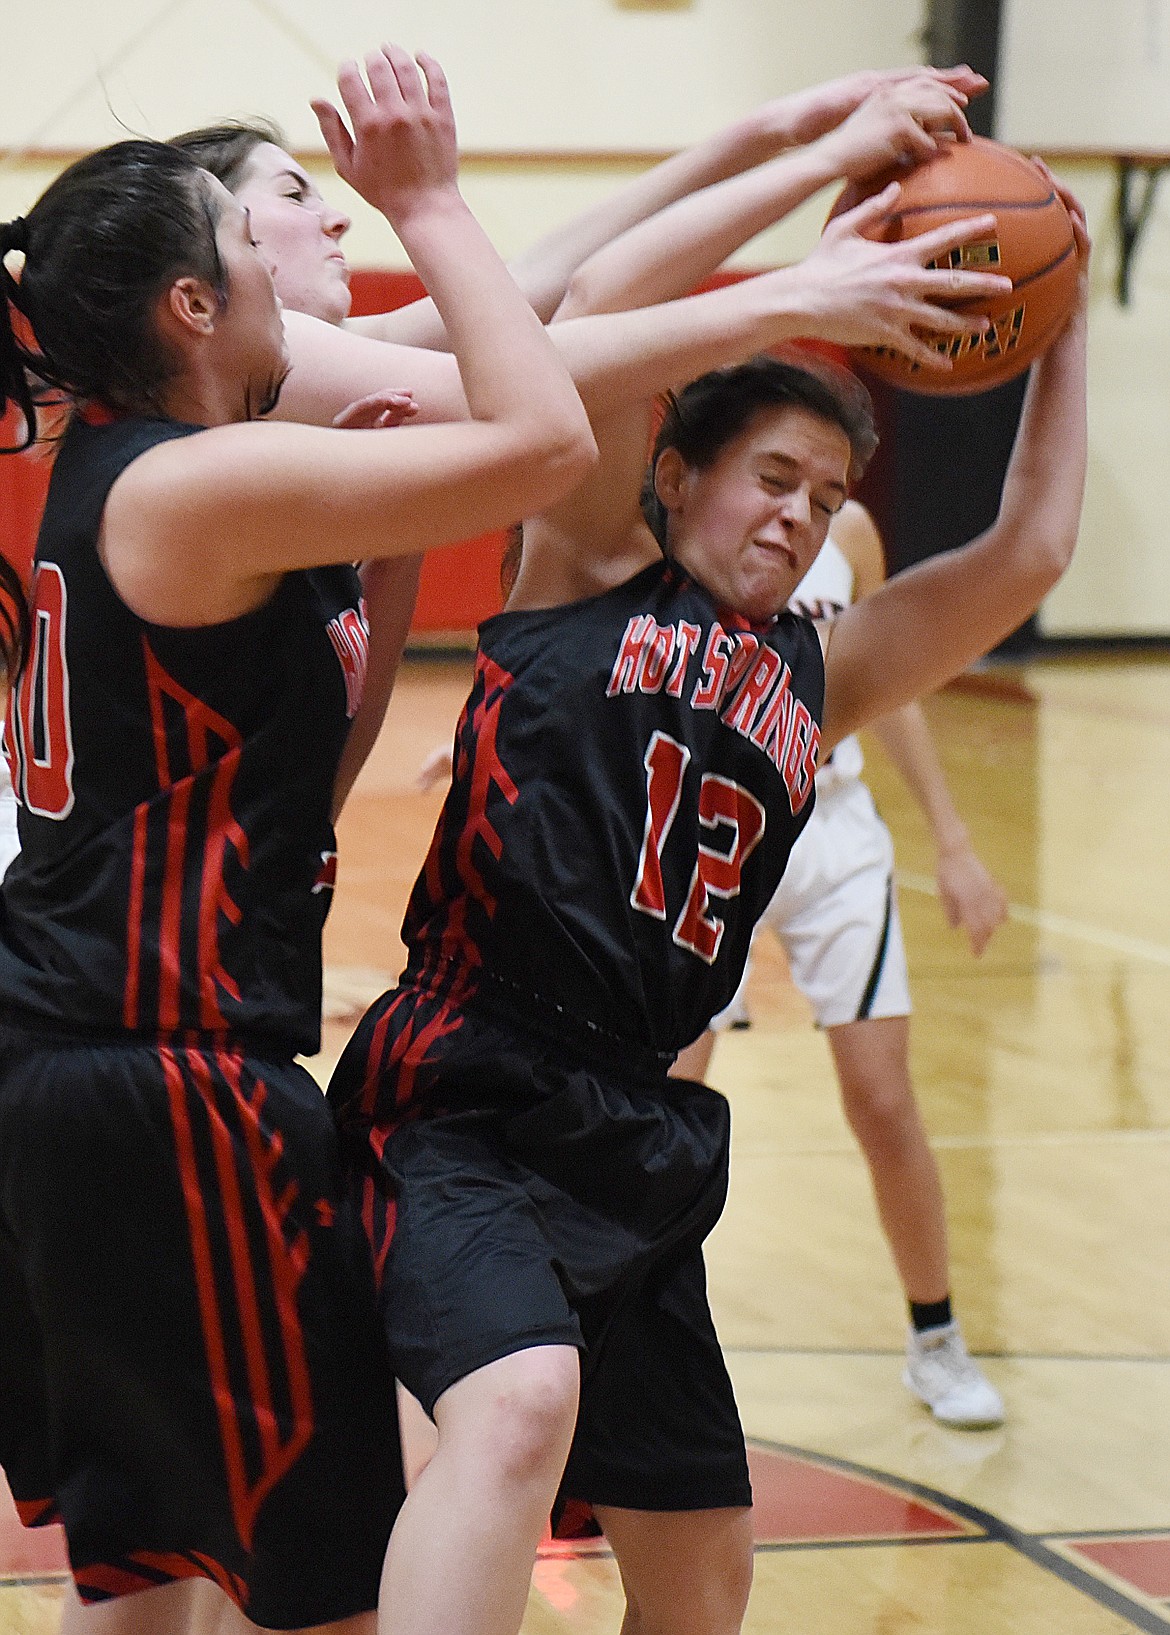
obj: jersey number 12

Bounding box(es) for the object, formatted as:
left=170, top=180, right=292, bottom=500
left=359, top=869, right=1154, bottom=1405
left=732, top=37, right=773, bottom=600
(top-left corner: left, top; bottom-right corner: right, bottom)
left=631, top=729, right=765, bottom=965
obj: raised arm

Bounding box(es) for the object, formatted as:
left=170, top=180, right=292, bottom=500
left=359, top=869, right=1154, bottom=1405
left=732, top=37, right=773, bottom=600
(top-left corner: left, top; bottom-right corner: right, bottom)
left=555, top=73, right=978, bottom=321
left=346, top=65, right=987, bottom=347
left=821, top=170, right=1089, bottom=752
left=105, top=46, right=595, bottom=625
left=277, top=180, right=1013, bottom=434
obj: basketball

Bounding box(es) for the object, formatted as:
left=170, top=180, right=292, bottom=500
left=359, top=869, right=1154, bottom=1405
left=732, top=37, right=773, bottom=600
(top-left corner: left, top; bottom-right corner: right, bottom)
left=827, top=135, right=1078, bottom=396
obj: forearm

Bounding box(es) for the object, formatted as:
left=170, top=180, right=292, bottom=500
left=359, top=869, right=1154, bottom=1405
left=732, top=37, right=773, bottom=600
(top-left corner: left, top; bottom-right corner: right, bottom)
left=825, top=310, right=1088, bottom=743
left=393, top=193, right=588, bottom=450
left=557, top=145, right=842, bottom=319
left=505, top=101, right=803, bottom=320
left=346, top=103, right=797, bottom=349
left=551, top=264, right=841, bottom=415
left=869, top=701, right=970, bottom=855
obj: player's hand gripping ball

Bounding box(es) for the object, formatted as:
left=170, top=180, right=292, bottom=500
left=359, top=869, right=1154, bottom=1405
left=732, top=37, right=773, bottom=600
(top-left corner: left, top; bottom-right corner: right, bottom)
left=828, top=135, right=1078, bottom=395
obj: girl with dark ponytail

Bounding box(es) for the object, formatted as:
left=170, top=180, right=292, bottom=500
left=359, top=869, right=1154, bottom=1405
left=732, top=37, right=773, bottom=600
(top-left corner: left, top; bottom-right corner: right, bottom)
left=0, top=45, right=594, bottom=1635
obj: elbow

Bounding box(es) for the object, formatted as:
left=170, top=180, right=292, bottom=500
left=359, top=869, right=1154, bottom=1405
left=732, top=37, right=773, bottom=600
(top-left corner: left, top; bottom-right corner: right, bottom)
left=556, top=265, right=612, bottom=323
left=987, top=509, right=1081, bottom=614
left=1026, top=522, right=1080, bottom=600
left=543, top=415, right=600, bottom=498
left=512, top=412, right=598, bottom=514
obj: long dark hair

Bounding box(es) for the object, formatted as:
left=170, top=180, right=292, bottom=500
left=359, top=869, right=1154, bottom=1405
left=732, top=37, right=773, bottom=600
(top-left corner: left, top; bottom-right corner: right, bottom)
left=0, top=139, right=228, bottom=674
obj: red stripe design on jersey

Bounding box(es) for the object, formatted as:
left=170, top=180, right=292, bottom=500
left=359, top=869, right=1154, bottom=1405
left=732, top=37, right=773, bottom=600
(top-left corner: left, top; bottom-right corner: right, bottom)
left=347, top=652, right=520, bottom=1280
left=160, top=1045, right=314, bottom=1553
left=200, top=757, right=248, bottom=1018
left=355, top=974, right=472, bottom=1287
left=361, top=1173, right=397, bottom=1293
left=74, top=1550, right=247, bottom=1607
left=125, top=641, right=248, bottom=1032
left=418, top=650, right=518, bottom=970
left=123, top=805, right=149, bottom=1029
left=159, top=777, right=192, bottom=1030
left=14, top=1496, right=60, bottom=1526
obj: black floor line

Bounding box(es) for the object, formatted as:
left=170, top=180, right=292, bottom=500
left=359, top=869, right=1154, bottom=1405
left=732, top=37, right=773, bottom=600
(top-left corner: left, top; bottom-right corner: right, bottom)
left=753, top=1438, right=1170, bottom=1633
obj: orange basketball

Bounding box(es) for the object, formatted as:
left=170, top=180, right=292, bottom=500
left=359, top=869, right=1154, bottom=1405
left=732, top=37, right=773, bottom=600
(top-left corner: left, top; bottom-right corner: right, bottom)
left=827, top=136, right=1078, bottom=396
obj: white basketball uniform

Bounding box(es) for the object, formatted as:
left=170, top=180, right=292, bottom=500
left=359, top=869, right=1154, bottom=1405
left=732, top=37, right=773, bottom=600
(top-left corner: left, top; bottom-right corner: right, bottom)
left=714, top=535, right=911, bottom=1031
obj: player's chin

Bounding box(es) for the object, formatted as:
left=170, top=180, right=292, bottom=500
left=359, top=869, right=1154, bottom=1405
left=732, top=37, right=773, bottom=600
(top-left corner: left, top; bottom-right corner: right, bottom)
left=735, top=566, right=795, bottom=623
left=329, top=271, right=353, bottom=324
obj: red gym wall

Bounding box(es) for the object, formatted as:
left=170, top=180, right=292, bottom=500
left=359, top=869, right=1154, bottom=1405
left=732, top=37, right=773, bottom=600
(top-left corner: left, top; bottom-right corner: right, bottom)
left=0, top=268, right=894, bottom=642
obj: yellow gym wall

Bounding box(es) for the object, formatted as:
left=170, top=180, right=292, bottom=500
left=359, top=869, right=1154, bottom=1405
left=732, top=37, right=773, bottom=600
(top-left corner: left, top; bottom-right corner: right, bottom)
left=1, top=0, right=1166, bottom=637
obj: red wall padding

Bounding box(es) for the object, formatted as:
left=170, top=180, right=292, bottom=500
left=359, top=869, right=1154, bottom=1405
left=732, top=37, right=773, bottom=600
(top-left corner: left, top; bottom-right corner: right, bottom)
left=0, top=408, right=48, bottom=586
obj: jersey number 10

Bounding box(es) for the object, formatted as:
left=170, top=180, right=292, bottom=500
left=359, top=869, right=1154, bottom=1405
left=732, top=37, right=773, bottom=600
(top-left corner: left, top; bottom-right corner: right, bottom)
left=3, top=564, right=76, bottom=820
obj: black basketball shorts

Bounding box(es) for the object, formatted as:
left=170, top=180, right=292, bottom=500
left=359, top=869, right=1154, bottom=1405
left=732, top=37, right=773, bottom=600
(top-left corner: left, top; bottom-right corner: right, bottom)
left=0, top=1019, right=402, bottom=1629
left=330, top=988, right=752, bottom=1515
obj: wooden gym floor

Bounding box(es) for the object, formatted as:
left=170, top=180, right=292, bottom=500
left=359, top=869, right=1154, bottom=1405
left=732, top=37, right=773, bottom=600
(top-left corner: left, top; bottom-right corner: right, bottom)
left=3, top=652, right=1169, bottom=1634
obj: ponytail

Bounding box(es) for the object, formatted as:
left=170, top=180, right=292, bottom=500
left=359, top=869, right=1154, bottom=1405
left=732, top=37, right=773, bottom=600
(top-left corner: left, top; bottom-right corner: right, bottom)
left=0, top=140, right=229, bottom=675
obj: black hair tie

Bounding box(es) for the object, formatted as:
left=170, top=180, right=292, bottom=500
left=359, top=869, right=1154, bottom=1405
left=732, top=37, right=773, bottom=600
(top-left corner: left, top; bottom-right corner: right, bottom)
left=0, top=217, right=28, bottom=256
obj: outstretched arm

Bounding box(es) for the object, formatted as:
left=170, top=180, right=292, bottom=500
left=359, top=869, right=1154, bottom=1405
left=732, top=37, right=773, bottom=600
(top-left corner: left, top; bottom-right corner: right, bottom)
left=555, top=73, right=978, bottom=321
left=276, top=182, right=1012, bottom=432
left=105, top=47, right=594, bottom=621
left=344, top=66, right=987, bottom=346
left=822, top=171, right=1089, bottom=751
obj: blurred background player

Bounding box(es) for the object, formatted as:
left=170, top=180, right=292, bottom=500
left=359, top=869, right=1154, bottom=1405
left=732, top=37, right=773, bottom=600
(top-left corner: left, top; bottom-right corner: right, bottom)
left=675, top=497, right=1009, bottom=1428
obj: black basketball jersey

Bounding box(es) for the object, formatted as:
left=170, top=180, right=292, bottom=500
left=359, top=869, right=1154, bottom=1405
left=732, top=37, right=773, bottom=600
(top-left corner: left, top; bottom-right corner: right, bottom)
left=0, top=414, right=369, bottom=1056
left=403, top=557, right=824, bottom=1056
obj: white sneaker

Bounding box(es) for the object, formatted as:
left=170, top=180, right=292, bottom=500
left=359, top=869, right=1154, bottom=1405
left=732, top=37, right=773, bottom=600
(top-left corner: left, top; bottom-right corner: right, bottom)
left=903, top=1322, right=1005, bottom=1428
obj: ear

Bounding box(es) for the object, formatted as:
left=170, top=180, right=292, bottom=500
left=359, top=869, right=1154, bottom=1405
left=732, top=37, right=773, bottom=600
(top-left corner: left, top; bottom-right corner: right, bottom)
left=652, top=446, right=690, bottom=514
left=163, top=276, right=219, bottom=339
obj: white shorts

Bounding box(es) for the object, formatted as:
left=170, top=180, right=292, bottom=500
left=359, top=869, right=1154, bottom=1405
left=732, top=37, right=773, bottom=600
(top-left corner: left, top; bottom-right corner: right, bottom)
left=0, top=761, right=17, bottom=880
left=717, top=777, right=910, bottom=1031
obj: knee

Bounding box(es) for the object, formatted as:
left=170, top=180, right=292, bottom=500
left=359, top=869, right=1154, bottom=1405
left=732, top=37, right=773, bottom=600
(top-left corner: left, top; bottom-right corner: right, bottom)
left=839, top=1070, right=920, bottom=1155
left=442, top=1346, right=580, bottom=1492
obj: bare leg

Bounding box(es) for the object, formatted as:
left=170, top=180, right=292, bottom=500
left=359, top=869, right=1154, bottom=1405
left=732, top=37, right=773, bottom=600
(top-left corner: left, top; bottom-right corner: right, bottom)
left=827, top=1014, right=949, bottom=1304
left=594, top=1506, right=753, bottom=1635
left=672, top=1031, right=716, bottom=1083
left=59, top=1577, right=374, bottom=1635
left=397, top=1381, right=439, bottom=1490
left=378, top=1345, right=580, bottom=1635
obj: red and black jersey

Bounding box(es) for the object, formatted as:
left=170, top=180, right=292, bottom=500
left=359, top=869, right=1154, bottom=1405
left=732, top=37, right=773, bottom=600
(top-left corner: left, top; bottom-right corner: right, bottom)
left=0, top=415, right=369, bottom=1057
left=403, top=557, right=824, bottom=1057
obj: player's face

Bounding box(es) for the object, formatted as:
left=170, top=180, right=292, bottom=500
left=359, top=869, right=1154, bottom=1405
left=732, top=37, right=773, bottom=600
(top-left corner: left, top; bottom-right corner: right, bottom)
left=659, top=405, right=851, bottom=622
left=207, top=179, right=290, bottom=418
left=232, top=143, right=353, bottom=326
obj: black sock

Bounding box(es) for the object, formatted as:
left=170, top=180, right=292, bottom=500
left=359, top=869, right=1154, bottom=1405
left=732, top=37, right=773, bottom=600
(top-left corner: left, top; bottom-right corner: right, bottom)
left=909, top=1296, right=953, bottom=1333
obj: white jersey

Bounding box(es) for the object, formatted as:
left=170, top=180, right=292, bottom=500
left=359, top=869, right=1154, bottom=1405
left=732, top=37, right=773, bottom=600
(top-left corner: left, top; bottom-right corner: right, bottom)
left=788, top=536, right=863, bottom=792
